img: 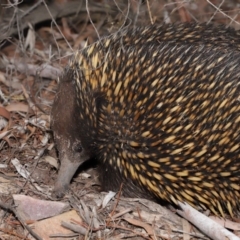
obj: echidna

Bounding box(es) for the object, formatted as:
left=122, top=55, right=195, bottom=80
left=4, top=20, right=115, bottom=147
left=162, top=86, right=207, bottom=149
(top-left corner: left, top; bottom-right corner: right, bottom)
left=51, top=23, right=240, bottom=217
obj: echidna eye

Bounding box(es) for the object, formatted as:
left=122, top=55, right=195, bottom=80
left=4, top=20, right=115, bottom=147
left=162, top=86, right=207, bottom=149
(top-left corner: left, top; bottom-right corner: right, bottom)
left=72, top=143, right=83, bottom=153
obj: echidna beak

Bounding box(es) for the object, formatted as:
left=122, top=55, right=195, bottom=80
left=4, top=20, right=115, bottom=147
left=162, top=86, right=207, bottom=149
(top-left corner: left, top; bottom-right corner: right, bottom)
left=52, top=150, right=89, bottom=198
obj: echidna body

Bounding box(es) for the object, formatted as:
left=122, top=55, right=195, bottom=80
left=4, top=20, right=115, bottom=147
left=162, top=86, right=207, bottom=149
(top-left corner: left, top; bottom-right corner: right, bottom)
left=51, top=23, right=240, bottom=217
left=110, top=22, right=240, bottom=50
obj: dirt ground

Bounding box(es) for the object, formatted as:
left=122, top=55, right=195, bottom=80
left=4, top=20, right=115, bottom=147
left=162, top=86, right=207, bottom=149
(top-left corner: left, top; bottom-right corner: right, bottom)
left=1, top=0, right=240, bottom=239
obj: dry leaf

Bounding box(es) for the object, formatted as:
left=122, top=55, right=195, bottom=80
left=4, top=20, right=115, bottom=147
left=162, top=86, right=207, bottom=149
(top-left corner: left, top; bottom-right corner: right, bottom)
left=31, top=210, right=82, bottom=240
left=124, top=217, right=155, bottom=236
left=13, top=194, right=70, bottom=221
left=0, top=106, right=10, bottom=119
